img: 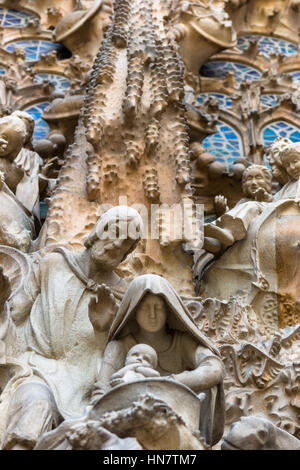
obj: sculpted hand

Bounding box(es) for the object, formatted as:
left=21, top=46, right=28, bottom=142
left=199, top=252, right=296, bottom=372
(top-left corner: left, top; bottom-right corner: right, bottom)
left=88, top=284, right=118, bottom=332
left=66, top=420, right=114, bottom=450
left=109, top=370, right=126, bottom=388
left=90, top=381, right=106, bottom=405
left=41, top=157, right=59, bottom=177
left=214, top=195, right=228, bottom=217
left=0, top=266, right=11, bottom=311
left=254, top=188, right=272, bottom=202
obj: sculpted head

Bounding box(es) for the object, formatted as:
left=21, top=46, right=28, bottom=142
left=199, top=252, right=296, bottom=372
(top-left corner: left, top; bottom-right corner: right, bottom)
left=135, top=293, right=168, bottom=334
left=125, top=344, right=158, bottom=369
left=0, top=111, right=35, bottom=161
left=266, top=138, right=290, bottom=185
left=242, top=165, right=272, bottom=198
left=280, top=142, right=300, bottom=181
left=84, top=206, right=143, bottom=269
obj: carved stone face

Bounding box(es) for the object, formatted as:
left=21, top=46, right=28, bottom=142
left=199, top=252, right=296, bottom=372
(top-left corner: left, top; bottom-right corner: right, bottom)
left=242, top=167, right=270, bottom=198
left=135, top=294, right=168, bottom=333
left=268, top=153, right=281, bottom=180
left=126, top=344, right=157, bottom=368
left=0, top=122, right=26, bottom=161
left=281, top=151, right=300, bottom=180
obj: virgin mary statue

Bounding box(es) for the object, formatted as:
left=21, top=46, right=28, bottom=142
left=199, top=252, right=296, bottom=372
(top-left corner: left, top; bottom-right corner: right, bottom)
left=95, top=274, right=225, bottom=447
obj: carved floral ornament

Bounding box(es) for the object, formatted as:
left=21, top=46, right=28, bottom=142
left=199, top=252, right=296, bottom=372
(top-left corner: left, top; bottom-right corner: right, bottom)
left=0, top=0, right=300, bottom=452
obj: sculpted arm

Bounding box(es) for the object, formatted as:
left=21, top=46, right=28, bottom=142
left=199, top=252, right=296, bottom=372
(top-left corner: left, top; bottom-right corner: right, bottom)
left=9, top=256, right=41, bottom=325
left=171, top=335, right=224, bottom=394
left=91, top=340, right=127, bottom=401
left=204, top=201, right=263, bottom=254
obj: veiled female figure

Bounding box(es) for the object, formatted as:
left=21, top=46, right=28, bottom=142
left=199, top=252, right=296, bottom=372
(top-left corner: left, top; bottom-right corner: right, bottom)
left=95, top=274, right=225, bottom=447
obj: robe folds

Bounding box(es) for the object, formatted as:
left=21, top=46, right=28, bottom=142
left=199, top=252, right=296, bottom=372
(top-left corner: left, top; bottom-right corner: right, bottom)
left=2, top=248, right=124, bottom=420
left=102, top=274, right=225, bottom=447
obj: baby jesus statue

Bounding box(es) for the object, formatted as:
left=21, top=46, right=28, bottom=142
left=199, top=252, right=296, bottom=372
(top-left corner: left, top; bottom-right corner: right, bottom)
left=109, top=344, right=160, bottom=388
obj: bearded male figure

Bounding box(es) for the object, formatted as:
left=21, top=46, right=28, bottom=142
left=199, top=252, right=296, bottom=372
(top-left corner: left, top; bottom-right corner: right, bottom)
left=0, top=206, right=143, bottom=450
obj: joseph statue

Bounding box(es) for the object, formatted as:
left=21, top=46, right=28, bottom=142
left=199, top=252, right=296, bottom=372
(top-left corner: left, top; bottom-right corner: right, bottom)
left=0, top=206, right=143, bottom=450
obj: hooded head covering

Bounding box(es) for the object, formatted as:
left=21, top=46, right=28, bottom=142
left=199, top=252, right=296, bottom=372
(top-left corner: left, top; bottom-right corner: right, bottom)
left=108, top=274, right=220, bottom=355
left=107, top=274, right=224, bottom=446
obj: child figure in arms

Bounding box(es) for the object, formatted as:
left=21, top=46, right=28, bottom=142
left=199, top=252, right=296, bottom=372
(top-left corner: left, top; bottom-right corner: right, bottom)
left=109, top=344, right=160, bottom=388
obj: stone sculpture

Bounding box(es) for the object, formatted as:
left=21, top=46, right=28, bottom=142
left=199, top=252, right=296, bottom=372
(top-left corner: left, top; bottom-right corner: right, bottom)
left=204, top=163, right=273, bottom=253
left=199, top=140, right=300, bottom=332
left=0, top=206, right=143, bottom=450
left=173, top=0, right=237, bottom=74
left=204, top=163, right=273, bottom=251
left=0, top=111, right=44, bottom=215
left=34, top=392, right=206, bottom=450
left=0, top=110, right=63, bottom=253
left=222, top=416, right=300, bottom=450
left=108, top=344, right=160, bottom=387
left=18, top=274, right=224, bottom=451
left=0, top=171, right=36, bottom=252
left=92, top=274, right=225, bottom=447
left=35, top=420, right=143, bottom=450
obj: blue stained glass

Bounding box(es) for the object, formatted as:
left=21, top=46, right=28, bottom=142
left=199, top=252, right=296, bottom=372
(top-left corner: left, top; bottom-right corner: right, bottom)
left=288, top=71, right=300, bottom=84
left=0, top=7, right=38, bottom=28
left=260, top=94, right=279, bottom=108
left=262, top=121, right=300, bottom=149
left=34, top=73, right=70, bottom=91
left=237, top=35, right=298, bottom=58
left=200, top=61, right=261, bottom=83
left=202, top=121, right=244, bottom=167
left=4, top=40, right=63, bottom=62
left=0, top=65, right=6, bottom=75
left=24, top=102, right=50, bottom=144
left=197, top=92, right=232, bottom=110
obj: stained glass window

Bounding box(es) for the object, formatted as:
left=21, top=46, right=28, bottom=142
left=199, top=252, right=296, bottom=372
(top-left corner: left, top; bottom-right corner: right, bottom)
left=200, top=61, right=261, bottom=83
left=34, top=73, right=70, bottom=91
left=262, top=121, right=300, bottom=148
left=24, top=102, right=50, bottom=144
left=4, top=40, right=63, bottom=62
left=0, top=65, right=6, bottom=75
left=197, top=93, right=232, bottom=110
left=237, top=35, right=298, bottom=58
left=202, top=121, right=244, bottom=166
left=260, top=94, right=279, bottom=108
left=0, top=8, right=37, bottom=28
left=288, top=71, right=300, bottom=84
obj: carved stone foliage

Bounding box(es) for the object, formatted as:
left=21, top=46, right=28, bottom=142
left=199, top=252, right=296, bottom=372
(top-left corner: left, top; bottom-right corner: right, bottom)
left=191, top=293, right=300, bottom=440
left=35, top=394, right=206, bottom=450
